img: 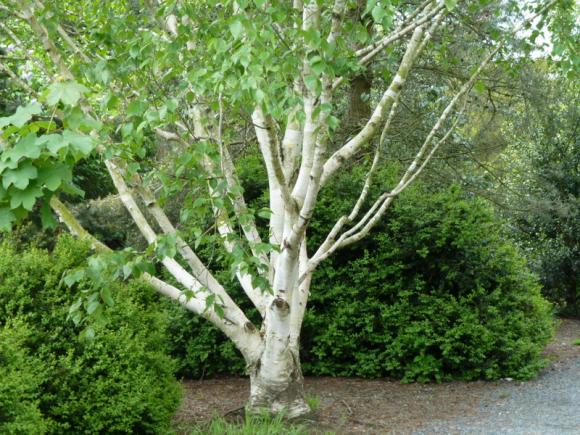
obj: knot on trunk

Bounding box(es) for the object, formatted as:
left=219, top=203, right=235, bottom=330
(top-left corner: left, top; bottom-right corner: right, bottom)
left=272, top=297, right=290, bottom=315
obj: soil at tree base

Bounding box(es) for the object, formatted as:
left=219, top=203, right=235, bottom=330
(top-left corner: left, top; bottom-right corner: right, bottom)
left=174, top=319, right=580, bottom=434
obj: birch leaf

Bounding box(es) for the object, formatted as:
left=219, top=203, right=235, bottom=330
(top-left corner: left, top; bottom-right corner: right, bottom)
left=46, top=81, right=89, bottom=106
left=444, top=0, right=458, bottom=11
left=0, top=102, right=42, bottom=129
left=2, top=162, right=38, bottom=190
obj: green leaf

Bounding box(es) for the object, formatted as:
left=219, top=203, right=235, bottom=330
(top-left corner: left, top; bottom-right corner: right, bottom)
left=444, top=0, right=458, bottom=11
left=204, top=293, right=216, bottom=312
left=122, top=263, right=133, bottom=279
left=229, top=19, right=244, bottom=39
left=127, top=100, right=147, bottom=117
left=62, top=130, right=95, bottom=156
left=69, top=297, right=83, bottom=313
left=2, top=162, right=38, bottom=190
left=257, top=208, right=272, bottom=219
left=0, top=102, right=42, bottom=129
left=38, top=134, right=68, bottom=154
left=371, top=4, right=386, bottom=22
left=61, top=181, right=85, bottom=197
left=65, top=107, right=102, bottom=130
left=86, top=299, right=100, bottom=315
left=304, top=75, right=320, bottom=92
left=46, top=81, right=89, bottom=106
left=40, top=200, right=57, bottom=229
left=214, top=303, right=225, bottom=319
left=37, top=164, right=71, bottom=191
left=155, top=233, right=178, bottom=259
left=4, top=134, right=41, bottom=161
left=9, top=185, right=43, bottom=210
left=80, top=327, right=95, bottom=341
left=254, top=242, right=274, bottom=255
left=0, top=159, right=19, bottom=172
left=93, top=60, right=111, bottom=84
left=101, top=287, right=114, bottom=307
left=64, top=269, right=85, bottom=287
left=0, top=207, right=15, bottom=231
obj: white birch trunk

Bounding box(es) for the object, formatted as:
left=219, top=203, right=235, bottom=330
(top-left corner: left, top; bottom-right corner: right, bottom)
left=247, top=290, right=309, bottom=417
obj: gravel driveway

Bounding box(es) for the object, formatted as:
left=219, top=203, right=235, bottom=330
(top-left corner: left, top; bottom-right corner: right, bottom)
left=415, top=357, right=580, bottom=434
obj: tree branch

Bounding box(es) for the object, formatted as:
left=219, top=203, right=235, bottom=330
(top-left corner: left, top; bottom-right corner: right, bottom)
left=321, top=25, right=425, bottom=187
left=50, top=196, right=263, bottom=362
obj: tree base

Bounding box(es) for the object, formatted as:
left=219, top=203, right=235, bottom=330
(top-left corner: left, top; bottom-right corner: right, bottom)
left=247, top=399, right=311, bottom=420
left=248, top=361, right=311, bottom=419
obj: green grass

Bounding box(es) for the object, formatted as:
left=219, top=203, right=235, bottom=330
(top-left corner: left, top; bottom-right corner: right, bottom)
left=190, top=413, right=310, bottom=435
left=306, top=394, right=321, bottom=412
left=573, top=338, right=580, bottom=346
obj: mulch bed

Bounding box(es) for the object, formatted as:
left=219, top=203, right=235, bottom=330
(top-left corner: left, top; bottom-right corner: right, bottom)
left=173, top=318, right=580, bottom=434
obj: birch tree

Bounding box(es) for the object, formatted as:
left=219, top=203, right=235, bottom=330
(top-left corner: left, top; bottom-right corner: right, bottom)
left=0, top=0, right=563, bottom=417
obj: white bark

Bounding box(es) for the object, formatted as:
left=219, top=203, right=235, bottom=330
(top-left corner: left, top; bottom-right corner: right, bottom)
left=191, top=107, right=270, bottom=315
left=321, top=26, right=425, bottom=187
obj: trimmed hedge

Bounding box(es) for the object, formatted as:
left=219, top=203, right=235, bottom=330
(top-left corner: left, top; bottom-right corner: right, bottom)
left=0, top=236, right=181, bottom=434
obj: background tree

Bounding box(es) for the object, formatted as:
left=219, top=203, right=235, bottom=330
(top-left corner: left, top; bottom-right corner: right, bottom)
left=495, top=67, right=579, bottom=317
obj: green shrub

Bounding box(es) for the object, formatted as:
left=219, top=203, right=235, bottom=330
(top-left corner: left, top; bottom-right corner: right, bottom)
left=166, top=165, right=554, bottom=383
left=0, top=321, right=48, bottom=434
left=302, top=175, right=554, bottom=382
left=166, top=301, right=248, bottom=378
left=0, top=235, right=181, bottom=434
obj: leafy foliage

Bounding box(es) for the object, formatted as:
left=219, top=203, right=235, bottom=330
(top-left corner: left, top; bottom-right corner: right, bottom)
left=189, top=412, right=309, bottom=435
left=497, top=68, right=579, bottom=317
left=0, top=89, right=98, bottom=230
left=0, top=235, right=181, bottom=434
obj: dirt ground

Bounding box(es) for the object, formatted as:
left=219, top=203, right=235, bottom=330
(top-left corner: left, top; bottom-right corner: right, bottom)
left=174, top=318, right=580, bottom=434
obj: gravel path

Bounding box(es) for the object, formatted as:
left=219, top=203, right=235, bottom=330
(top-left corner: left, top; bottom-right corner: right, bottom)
left=415, top=358, right=580, bottom=435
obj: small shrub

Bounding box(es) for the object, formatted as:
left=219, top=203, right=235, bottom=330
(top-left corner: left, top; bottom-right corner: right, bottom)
left=0, top=235, right=181, bottom=434
left=165, top=302, right=248, bottom=378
